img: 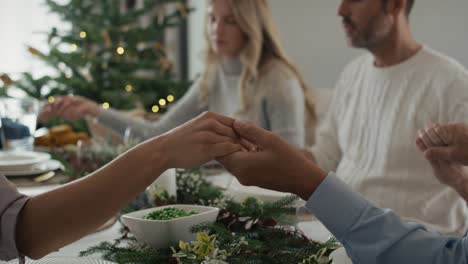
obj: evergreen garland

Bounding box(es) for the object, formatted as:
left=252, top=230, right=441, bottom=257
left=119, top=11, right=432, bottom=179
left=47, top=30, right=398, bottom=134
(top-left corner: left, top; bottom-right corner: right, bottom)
left=81, top=169, right=341, bottom=264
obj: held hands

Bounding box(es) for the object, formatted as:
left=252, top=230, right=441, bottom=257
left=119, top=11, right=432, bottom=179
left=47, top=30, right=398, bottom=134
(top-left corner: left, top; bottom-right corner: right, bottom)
left=417, top=124, right=468, bottom=165
left=217, top=120, right=327, bottom=200
left=416, top=123, right=468, bottom=199
left=151, top=112, right=242, bottom=170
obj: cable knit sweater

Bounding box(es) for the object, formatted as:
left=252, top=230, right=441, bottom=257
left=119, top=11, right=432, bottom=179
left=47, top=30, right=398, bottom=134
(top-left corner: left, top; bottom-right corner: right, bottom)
left=97, top=58, right=308, bottom=147
left=311, top=46, right=468, bottom=236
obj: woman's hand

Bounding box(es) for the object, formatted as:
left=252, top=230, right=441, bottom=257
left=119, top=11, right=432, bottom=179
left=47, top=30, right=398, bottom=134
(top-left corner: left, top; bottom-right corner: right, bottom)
left=48, top=95, right=100, bottom=121
left=151, top=111, right=243, bottom=170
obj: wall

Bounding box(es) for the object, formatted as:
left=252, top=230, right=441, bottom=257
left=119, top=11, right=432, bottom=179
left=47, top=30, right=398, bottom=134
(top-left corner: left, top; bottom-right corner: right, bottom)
left=3, top=1, right=468, bottom=89
left=188, top=0, right=207, bottom=80
left=188, top=0, right=468, bottom=89
left=0, top=0, right=64, bottom=76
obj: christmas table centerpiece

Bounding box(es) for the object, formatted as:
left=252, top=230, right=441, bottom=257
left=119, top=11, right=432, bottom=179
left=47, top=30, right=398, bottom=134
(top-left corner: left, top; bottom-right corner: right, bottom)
left=81, top=169, right=341, bottom=264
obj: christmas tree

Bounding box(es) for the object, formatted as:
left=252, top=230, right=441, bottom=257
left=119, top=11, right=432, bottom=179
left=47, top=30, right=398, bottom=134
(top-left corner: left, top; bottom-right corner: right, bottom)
left=0, top=0, right=191, bottom=114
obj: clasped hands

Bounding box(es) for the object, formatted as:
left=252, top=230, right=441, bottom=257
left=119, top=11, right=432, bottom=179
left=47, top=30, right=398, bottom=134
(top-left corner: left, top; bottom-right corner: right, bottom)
left=165, top=112, right=326, bottom=200
left=417, top=123, right=468, bottom=200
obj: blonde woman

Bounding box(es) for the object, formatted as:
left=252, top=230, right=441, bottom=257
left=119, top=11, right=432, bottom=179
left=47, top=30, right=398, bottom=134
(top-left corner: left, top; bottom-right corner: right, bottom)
left=46, top=0, right=317, bottom=147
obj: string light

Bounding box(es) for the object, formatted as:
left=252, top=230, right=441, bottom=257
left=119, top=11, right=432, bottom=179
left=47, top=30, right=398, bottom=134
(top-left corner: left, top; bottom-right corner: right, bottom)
left=125, top=84, right=133, bottom=92
left=71, top=44, right=78, bottom=52
left=102, top=102, right=110, bottom=109
left=79, top=31, right=87, bottom=38
left=116, top=47, right=125, bottom=55
left=48, top=96, right=55, bottom=104
left=152, top=105, right=160, bottom=113
left=159, top=99, right=166, bottom=106
left=167, top=95, right=174, bottom=102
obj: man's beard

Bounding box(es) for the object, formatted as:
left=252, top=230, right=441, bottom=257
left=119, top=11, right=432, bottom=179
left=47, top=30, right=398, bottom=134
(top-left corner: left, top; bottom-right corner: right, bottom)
left=345, top=16, right=391, bottom=50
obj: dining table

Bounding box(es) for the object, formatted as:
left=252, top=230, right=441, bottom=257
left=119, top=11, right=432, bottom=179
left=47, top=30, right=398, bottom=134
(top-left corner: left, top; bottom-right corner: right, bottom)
left=6, top=172, right=352, bottom=264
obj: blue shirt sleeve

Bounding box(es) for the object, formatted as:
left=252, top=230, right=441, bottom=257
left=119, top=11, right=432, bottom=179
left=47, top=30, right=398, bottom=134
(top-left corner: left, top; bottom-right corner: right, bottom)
left=305, top=173, right=468, bottom=264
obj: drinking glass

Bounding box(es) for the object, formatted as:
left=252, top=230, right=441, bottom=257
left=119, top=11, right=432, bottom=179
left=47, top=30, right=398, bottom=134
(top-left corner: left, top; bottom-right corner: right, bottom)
left=0, top=97, right=39, bottom=151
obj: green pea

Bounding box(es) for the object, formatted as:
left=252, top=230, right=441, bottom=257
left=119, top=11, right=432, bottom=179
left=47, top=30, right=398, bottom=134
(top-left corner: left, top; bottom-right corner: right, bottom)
left=144, top=207, right=199, bottom=221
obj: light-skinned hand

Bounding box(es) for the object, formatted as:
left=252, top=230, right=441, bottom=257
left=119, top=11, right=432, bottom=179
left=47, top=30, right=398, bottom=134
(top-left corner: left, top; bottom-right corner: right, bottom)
left=148, top=112, right=242, bottom=170
left=416, top=123, right=468, bottom=200
left=49, top=95, right=100, bottom=121
left=418, top=123, right=468, bottom=165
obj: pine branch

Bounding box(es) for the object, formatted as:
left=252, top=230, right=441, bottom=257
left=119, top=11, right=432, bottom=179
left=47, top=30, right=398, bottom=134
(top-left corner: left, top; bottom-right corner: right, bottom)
left=189, top=222, right=234, bottom=244
left=80, top=241, right=172, bottom=264
left=270, top=195, right=300, bottom=209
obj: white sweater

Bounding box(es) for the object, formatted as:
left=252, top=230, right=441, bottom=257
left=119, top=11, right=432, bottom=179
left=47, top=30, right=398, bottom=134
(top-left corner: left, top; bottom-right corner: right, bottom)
left=311, top=47, right=468, bottom=236
left=98, top=58, right=308, bottom=147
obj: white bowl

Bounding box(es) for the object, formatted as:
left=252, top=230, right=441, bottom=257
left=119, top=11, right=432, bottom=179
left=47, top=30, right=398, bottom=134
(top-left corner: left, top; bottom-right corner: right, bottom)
left=121, top=204, right=220, bottom=249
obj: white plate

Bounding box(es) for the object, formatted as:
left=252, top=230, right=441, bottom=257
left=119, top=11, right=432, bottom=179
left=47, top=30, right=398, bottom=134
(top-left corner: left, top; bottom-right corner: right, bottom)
left=0, top=160, right=62, bottom=176
left=7, top=256, right=115, bottom=264
left=0, top=151, right=50, bottom=171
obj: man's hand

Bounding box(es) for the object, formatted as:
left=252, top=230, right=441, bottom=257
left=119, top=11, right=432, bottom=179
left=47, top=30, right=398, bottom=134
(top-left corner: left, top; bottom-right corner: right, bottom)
left=217, top=120, right=327, bottom=200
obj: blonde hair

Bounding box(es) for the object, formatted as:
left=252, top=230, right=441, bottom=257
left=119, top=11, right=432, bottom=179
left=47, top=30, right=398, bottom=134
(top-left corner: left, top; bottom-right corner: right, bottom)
left=200, top=0, right=317, bottom=145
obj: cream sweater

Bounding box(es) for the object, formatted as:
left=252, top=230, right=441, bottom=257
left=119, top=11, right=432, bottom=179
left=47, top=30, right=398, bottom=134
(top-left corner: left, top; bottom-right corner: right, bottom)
left=98, top=58, right=308, bottom=147
left=311, top=47, right=468, bottom=236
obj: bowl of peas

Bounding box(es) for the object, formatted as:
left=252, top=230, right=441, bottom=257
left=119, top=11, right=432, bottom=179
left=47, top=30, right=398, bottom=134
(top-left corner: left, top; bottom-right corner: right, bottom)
left=121, top=204, right=220, bottom=249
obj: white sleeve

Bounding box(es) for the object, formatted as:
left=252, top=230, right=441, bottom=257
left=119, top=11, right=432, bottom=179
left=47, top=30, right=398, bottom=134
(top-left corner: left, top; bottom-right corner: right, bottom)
left=97, top=79, right=208, bottom=140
